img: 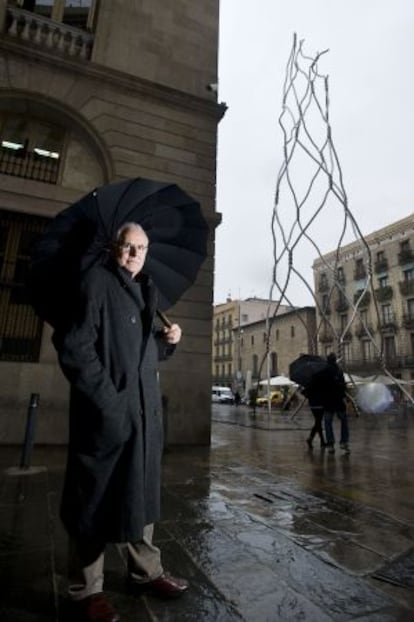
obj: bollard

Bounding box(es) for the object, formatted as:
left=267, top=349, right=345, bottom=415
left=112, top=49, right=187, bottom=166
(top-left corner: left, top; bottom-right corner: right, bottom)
left=20, top=393, right=40, bottom=469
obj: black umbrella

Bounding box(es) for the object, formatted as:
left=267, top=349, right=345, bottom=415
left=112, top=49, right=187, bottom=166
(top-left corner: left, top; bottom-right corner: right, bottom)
left=289, top=354, right=329, bottom=388
left=30, top=177, right=209, bottom=328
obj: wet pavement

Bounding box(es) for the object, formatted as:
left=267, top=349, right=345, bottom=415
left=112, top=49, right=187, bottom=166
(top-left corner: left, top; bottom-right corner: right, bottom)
left=1, top=404, right=414, bottom=621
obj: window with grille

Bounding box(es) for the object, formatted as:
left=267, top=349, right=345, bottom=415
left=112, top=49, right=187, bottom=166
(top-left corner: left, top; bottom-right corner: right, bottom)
left=0, top=114, right=64, bottom=184
left=0, top=209, right=49, bottom=362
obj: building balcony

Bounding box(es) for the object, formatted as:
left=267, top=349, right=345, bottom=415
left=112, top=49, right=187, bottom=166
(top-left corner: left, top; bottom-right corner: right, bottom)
left=374, top=285, right=393, bottom=302
left=355, top=323, right=374, bottom=338
left=399, top=280, right=414, bottom=296
left=354, top=290, right=371, bottom=307
left=335, top=299, right=349, bottom=313
left=398, top=248, right=414, bottom=265
left=341, top=329, right=352, bottom=341
left=319, top=329, right=334, bottom=343
left=377, top=320, right=397, bottom=333
left=402, top=314, right=414, bottom=329
left=354, top=268, right=367, bottom=280
left=374, top=258, right=389, bottom=273
left=5, top=6, right=94, bottom=61
left=0, top=144, right=59, bottom=184
left=318, top=280, right=330, bottom=292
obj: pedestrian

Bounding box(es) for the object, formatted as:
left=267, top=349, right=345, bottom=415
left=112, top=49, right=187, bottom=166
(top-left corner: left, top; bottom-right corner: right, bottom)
left=323, top=352, right=350, bottom=454
left=302, top=374, right=327, bottom=449
left=55, top=222, right=188, bottom=622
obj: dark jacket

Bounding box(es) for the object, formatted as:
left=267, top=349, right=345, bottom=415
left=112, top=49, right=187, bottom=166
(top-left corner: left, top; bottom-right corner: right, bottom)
left=322, top=361, right=346, bottom=412
left=56, top=260, right=174, bottom=543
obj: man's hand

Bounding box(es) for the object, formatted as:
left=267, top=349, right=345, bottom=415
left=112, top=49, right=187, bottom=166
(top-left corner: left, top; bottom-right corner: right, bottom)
left=163, top=323, right=182, bottom=345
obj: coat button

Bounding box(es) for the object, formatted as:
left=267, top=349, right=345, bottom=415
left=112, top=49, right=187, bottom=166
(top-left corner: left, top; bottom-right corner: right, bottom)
left=130, top=315, right=137, bottom=324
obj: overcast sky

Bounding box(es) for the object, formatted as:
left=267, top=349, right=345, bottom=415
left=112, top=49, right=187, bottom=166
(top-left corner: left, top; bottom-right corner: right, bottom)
left=214, top=0, right=414, bottom=306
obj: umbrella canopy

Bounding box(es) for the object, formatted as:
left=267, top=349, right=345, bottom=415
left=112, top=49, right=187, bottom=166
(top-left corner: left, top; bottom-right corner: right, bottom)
left=30, top=178, right=209, bottom=328
left=289, top=354, right=329, bottom=388
left=259, top=375, right=297, bottom=386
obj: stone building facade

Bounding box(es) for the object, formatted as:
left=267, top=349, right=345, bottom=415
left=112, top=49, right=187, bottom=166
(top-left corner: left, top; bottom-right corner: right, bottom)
left=0, top=0, right=223, bottom=444
left=212, top=297, right=293, bottom=388
left=236, top=306, right=316, bottom=390
left=313, top=212, right=414, bottom=383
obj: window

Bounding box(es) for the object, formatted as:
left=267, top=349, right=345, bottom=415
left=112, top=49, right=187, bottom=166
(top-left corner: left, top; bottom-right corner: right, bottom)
left=263, top=332, right=267, bottom=343
left=290, top=326, right=295, bottom=337
left=381, top=304, right=393, bottom=324
left=18, top=0, right=95, bottom=31
left=411, top=334, right=414, bottom=355
left=270, top=352, right=277, bottom=376
left=0, top=114, right=64, bottom=184
left=377, top=251, right=385, bottom=262
left=361, top=340, right=372, bottom=361
left=342, top=342, right=351, bottom=362
left=275, top=328, right=279, bottom=340
left=227, top=363, right=231, bottom=376
left=404, top=268, right=414, bottom=281
left=407, top=299, right=414, bottom=320
left=384, top=336, right=396, bottom=361
left=401, top=239, right=410, bottom=252
left=354, top=258, right=366, bottom=279
left=0, top=209, right=49, bottom=362
left=321, top=294, right=330, bottom=313
left=378, top=275, right=388, bottom=288
left=252, top=354, right=258, bottom=376
left=241, top=313, right=248, bottom=322
left=340, top=314, right=348, bottom=332
left=337, top=266, right=345, bottom=283
left=251, top=335, right=254, bottom=346
left=360, top=309, right=368, bottom=325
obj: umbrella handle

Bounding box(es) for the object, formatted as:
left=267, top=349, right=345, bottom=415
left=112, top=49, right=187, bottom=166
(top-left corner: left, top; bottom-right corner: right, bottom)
left=156, top=309, right=172, bottom=328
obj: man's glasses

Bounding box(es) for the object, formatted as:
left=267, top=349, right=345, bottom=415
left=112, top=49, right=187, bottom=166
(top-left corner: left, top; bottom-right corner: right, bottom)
left=119, top=242, right=149, bottom=254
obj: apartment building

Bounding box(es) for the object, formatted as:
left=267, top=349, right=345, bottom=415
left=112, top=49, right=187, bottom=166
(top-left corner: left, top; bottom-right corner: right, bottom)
left=235, top=306, right=316, bottom=390
left=212, top=297, right=316, bottom=393
left=313, top=213, right=414, bottom=383
left=0, top=0, right=223, bottom=444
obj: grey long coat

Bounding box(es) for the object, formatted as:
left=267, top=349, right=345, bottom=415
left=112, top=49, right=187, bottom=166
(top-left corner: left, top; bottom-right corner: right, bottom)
left=56, top=260, right=174, bottom=543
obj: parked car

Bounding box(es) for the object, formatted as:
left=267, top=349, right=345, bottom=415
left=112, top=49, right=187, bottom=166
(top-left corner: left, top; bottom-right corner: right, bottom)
left=212, top=386, right=234, bottom=404
left=256, top=390, right=283, bottom=407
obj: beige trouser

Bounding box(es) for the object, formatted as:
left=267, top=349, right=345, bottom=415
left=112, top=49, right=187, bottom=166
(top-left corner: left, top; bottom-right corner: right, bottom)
left=68, top=524, right=163, bottom=601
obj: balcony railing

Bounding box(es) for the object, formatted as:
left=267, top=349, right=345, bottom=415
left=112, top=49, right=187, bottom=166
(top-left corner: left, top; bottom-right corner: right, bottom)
left=0, top=145, right=59, bottom=183
left=354, top=290, right=371, bottom=307
left=399, top=280, right=414, bottom=297
left=5, top=7, right=94, bottom=60
left=335, top=299, right=349, bottom=313
left=318, top=280, right=330, bottom=292
left=402, top=314, right=414, bottom=329
left=374, top=285, right=393, bottom=302
left=374, top=258, right=389, bottom=273
left=355, top=323, right=374, bottom=338
left=398, top=248, right=414, bottom=265
left=354, top=268, right=367, bottom=280
left=378, top=320, right=397, bottom=333
left=319, top=330, right=334, bottom=343
left=346, top=356, right=414, bottom=372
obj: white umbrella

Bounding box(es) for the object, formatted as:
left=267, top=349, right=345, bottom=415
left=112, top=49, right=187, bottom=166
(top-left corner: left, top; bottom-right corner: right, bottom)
left=259, top=375, right=297, bottom=386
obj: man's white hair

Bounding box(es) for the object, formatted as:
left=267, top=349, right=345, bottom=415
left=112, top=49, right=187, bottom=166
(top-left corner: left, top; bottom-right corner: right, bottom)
left=115, top=222, right=146, bottom=242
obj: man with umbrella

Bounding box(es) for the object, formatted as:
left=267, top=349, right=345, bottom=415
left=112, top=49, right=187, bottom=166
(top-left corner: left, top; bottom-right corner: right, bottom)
left=56, top=222, right=189, bottom=622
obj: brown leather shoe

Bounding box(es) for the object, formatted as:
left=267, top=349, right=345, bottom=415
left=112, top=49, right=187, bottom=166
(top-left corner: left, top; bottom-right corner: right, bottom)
left=132, top=572, right=189, bottom=599
left=77, top=593, right=120, bottom=622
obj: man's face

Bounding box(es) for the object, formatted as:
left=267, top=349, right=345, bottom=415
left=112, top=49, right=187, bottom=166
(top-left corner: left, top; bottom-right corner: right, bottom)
left=116, top=226, right=149, bottom=278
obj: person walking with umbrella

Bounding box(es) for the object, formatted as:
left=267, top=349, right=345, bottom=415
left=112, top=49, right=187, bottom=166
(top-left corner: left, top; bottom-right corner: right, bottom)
left=323, top=352, right=350, bottom=454
left=56, top=222, right=189, bottom=622
left=302, top=371, right=327, bottom=450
